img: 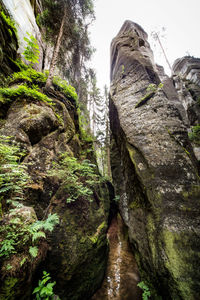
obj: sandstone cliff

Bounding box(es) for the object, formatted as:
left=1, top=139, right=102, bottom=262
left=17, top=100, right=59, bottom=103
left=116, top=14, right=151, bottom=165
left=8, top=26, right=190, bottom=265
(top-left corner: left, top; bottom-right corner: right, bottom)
left=110, top=20, right=200, bottom=299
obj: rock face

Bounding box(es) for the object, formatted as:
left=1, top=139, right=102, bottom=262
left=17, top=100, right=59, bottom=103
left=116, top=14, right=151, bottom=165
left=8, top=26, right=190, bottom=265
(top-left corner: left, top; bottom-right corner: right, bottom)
left=110, top=20, right=200, bottom=299
left=172, top=57, right=200, bottom=162
left=1, top=0, right=43, bottom=70
left=0, top=85, right=110, bottom=300
left=0, top=2, right=19, bottom=85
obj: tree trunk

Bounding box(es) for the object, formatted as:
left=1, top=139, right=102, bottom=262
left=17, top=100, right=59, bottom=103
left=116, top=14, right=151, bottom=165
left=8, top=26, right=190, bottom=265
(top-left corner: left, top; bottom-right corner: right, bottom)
left=155, top=32, right=172, bottom=71
left=45, top=5, right=67, bottom=88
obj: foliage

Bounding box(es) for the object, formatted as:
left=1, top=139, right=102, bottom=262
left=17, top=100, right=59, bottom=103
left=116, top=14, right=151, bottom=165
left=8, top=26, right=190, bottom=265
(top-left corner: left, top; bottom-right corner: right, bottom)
left=0, top=213, right=59, bottom=259
left=9, top=68, right=47, bottom=85
left=22, top=32, right=40, bottom=66
left=39, top=0, right=95, bottom=88
left=49, top=152, right=99, bottom=203
left=0, top=136, right=59, bottom=260
left=0, top=10, right=17, bottom=35
left=0, top=136, right=29, bottom=205
left=188, top=125, right=200, bottom=145
left=0, top=84, right=53, bottom=105
left=29, top=246, right=38, bottom=258
left=53, top=76, right=78, bottom=101
left=33, top=270, right=60, bottom=300
left=137, top=281, right=151, bottom=300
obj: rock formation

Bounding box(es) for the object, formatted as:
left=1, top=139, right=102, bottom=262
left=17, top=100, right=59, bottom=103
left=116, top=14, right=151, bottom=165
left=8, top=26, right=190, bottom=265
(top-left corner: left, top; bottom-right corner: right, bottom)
left=110, top=20, right=200, bottom=299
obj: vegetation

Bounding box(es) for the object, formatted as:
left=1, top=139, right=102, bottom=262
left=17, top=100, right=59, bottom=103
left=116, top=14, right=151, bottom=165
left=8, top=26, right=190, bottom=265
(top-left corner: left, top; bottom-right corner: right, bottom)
left=135, top=83, right=163, bottom=108
left=9, top=68, right=47, bottom=85
left=0, top=136, right=59, bottom=261
left=38, top=0, right=95, bottom=88
left=49, top=152, right=99, bottom=203
left=53, top=76, right=78, bottom=102
left=0, top=213, right=59, bottom=259
left=0, top=136, right=29, bottom=207
left=0, top=84, right=53, bottom=105
left=22, top=32, right=40, bottom=66
left=0, top=9, right=17, bottom=35
left=188, top=125, right=200, bottom=145
left=33, top=270, right=60, bottom=300
left=137, top=281, right=151, bottom=300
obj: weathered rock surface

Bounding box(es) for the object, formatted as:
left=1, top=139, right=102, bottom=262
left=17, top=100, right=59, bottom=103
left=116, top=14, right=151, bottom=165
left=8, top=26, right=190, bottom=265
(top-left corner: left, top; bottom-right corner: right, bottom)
left=172, top=57, right=200, bottom=162
left=0, top=2, right=19, bottom=85
left=0, top=85, right=110, bottom=299
left=110, top=20, right=200, bottom=299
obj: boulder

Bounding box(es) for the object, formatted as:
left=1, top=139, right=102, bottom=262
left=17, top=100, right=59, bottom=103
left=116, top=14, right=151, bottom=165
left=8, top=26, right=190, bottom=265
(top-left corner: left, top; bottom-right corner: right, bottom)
left=110, top=20, right=200, bottom=299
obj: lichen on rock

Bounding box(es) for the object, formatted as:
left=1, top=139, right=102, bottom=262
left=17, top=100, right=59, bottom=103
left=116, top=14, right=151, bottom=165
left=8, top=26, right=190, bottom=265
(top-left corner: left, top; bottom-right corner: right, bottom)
left=110, top=20, right=200, bottom=299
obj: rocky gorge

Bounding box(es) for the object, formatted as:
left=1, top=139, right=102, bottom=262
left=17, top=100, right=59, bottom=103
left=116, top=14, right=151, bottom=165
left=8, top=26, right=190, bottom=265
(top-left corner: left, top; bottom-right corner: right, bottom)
left=0, top=1, right=200, bottom=299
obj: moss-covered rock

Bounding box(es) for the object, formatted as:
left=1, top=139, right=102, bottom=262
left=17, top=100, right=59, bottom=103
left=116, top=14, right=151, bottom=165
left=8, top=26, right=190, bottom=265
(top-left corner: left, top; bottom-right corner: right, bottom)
left=0, top=3, right=19, bottom=86
left=0, top=65, right=111, bottom=299
left=110, top=20, right=200, bottom=299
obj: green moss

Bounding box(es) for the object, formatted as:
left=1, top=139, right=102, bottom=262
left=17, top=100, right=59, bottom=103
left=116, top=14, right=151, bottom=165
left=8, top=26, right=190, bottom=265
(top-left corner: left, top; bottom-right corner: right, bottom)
left=162, top=229, right=200, bottom=299
left=129, top=199, right=141, bottom=209
left=9, top=68, right=47, bottom=85
left=53, top=76, right=78, bottom=102
left=0, top=277, right=18, bottom=300
left=147, top=214, right=157, bottom=265
left=88, top=221, right=106, bottom=244
left=0, top=10, right=17, bottom=36
left=135, top=91, right=155, bottom=108
left=182, top=185, right=200, bottom=200
left=0, top=84, right=53, bottom=105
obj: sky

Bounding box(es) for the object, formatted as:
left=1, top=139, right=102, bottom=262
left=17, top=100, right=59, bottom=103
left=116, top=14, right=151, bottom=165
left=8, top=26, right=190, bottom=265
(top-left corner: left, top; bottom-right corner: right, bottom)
left=89, top=0, right=200, bottom=90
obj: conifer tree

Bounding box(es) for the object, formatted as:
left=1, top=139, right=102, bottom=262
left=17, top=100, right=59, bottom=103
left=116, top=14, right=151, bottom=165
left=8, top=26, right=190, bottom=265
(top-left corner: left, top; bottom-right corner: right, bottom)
left=39, top=0, right=94, bottom=88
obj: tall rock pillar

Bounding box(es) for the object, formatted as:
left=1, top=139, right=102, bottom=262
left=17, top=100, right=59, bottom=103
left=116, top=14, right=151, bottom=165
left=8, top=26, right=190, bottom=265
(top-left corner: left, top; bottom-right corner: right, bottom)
left=109, top=20, right=200, bottom=299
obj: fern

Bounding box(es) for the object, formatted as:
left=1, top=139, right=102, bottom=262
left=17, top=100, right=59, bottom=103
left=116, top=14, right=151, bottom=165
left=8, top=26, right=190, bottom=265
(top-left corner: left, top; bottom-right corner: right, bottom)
left=49, top=153, right=99, bottom=203
left=42, top=213, right=59, bottom=232
left=32, top=231, right=46, bottom=242
left=29, top=246, right=38, bottom=258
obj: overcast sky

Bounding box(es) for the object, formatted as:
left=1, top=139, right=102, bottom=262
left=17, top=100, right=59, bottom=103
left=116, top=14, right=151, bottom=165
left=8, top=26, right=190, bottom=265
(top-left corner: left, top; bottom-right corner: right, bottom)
left=89, top=0, right=200, bottom=90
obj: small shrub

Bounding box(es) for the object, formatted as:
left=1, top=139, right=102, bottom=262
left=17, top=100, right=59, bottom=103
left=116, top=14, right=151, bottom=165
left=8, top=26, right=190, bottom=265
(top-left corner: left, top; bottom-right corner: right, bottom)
left=137, top=281, right=151, bottom=300
left=33, top=270, right=60, bottom=300
left=22, top=32, right=40, bottom=66
left=188, top=125, right=200, bottom=145
left=49, top=153, right=99, bottom=203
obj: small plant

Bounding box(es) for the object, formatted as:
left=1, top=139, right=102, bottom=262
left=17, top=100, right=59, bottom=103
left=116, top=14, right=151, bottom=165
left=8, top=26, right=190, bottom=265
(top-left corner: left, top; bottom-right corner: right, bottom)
left=22, top=32, right=40, bottom=66
left=0, top=135, right=29, bottom=206
left=137, top=281, right=151, bottom=300
left=0, top=213, right=59, bottom=260
left=188, top=125, right=200, bottom=145
left=113, top=195, right=120, bottom=202
left=33, top=270, right=60, bottom=300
